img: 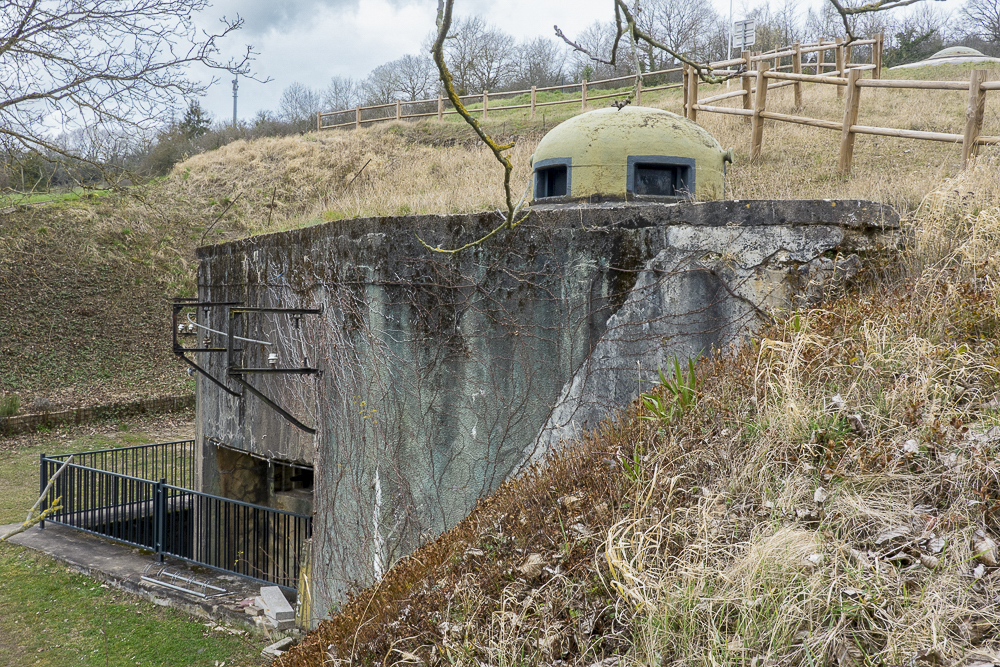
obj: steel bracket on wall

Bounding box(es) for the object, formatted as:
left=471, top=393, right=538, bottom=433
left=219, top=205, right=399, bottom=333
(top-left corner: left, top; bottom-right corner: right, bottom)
left=172, top=298, right=243, bottom=397
left=226, top=306, right=323, bottom=435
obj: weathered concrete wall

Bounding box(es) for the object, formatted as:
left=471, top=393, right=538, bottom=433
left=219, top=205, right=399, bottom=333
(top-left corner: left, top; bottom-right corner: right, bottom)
left=194, top=200, right=896, bottom=623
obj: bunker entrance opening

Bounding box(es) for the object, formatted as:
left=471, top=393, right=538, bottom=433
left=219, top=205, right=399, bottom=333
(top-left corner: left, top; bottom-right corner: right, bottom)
left=38, top=440, right=312, bottom=592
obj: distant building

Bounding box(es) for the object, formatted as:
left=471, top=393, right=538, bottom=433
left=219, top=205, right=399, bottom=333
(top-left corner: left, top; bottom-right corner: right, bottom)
left=889, top=46, right=1000, bottom=70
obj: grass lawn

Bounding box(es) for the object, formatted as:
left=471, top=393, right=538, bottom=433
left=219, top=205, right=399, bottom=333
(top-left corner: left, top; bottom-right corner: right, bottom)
left=0, top=416, right=268, bottom=666
left=0, top=544, right=267, bottom=666
left=0, top=188, right=110, bottom=207
left=1, top=426, right=164, bottom=525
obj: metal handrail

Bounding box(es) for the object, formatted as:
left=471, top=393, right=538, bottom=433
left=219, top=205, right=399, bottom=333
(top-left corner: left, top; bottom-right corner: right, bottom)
left=39, top=445, right=312, bottom=591
left=47, top=439, right=194, bottom=459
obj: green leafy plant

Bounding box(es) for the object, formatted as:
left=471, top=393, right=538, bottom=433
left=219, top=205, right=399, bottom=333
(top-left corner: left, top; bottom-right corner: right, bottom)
left=640, top=357, right=699, bottom=424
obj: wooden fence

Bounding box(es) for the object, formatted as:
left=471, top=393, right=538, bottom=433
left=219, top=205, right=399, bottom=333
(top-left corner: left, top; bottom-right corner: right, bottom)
left=316, top=35, right=883, bottom=132
left=315, top=36, right=998, bottom=176
left=684, top=42, right=997, bottom=173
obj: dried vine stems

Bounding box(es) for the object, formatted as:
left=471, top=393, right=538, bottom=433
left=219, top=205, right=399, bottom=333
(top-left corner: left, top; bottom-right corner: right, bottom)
left=418, top=0, right=531, bottom=254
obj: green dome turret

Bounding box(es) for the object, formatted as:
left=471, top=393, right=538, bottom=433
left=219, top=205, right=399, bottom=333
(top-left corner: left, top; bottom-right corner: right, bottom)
left=530, top=106, right=733, bottom=205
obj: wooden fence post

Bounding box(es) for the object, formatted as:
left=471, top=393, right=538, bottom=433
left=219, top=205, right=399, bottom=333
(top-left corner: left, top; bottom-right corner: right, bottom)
left=395, top=99, right=401, bottom=121
left=317, top=112, right=322, bottom=132
left=873, top=34, right=883, bottom=79
left=437, top=95, right=443, bottom=121
left=742, top=51, right=753, bottom=122
left=355, top=105, right=360, bottom=130
left=838, top=68, right=862, bottom=175
left=530, top=86, right=536, bottom=120
left=682, top=65, right=690, bottom=116
left=963, top=69, right=988, bottom=168
left=835, top=38, right=845, bottom=99
left=817, top=39, right=825, bottom=75
left=846, top=42, right=854, bottom=69
left=581, top=79, right=588, bottom=110
left=793, top=42, right=803, bottom=108
left=483, top=90, right=489, bottom=119
left=687, top=66, right=699, bottom=122
left=750, top=64, right=769, bottom=162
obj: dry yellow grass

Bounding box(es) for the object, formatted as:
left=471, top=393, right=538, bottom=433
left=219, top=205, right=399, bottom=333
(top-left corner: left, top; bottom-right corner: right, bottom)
left=271, top=68, right=1000, bottom=667
left=605, top=163, right=1000, bottom=667
left=147, top=63, right=998, bottom=249
left=155, top=129, right=535, bottom=239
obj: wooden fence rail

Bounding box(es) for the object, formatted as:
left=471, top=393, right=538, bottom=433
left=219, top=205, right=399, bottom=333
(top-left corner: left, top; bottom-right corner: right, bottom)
left=317, top=35, right=882, bottom=132
left=687, top=58, right=995, bottom=173
left=313, top=34, right=997, bottom=176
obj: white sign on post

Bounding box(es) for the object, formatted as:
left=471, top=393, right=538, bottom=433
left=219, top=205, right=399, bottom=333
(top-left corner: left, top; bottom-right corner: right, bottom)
left=732, top=20, right=756, bottom=50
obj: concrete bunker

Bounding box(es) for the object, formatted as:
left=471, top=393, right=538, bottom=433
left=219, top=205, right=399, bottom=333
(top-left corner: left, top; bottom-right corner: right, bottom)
left=186, top=111, right=899, bottom=626
left=192, top=202, right=897, bottom=627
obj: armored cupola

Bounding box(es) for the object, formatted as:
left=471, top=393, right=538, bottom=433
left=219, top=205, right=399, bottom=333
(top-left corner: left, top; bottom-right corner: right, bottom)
left=530, top=106, right=734, bottom=205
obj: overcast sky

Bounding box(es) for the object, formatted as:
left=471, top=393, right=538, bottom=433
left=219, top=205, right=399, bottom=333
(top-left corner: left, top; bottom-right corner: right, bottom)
left=191, top=0, right=956, bottom=124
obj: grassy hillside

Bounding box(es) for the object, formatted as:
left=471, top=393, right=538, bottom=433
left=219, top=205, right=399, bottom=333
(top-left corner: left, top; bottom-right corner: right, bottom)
left=0, top=65, right=994, bottom=402
left=0, top=60, right=998, bottom=665
left=278, top=159, right=1000, bottom=666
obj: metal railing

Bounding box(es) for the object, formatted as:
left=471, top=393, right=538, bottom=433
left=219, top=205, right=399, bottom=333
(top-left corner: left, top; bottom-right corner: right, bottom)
left=47, top=439, right=195, bottom=489
left=40, top=441, right=311, bottom=591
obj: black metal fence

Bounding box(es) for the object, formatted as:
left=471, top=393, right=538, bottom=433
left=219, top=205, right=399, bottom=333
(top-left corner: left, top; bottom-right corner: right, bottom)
left=47, top=439, right=195, bottom=488
left=40, top=441, right=311, bottom=591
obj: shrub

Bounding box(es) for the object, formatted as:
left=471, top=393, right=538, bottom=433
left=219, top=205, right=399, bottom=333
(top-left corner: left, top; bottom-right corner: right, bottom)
left=0, top=394, right=20, bottom=418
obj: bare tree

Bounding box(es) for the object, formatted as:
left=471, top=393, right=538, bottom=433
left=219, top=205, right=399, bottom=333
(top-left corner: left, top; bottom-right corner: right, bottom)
left=512, top=37, right=569, bottom=89
left=438, top=16, right=518, bottom=94
left=362, top=63, right=402, bottom=106
left=827, top=0, right=947, bottom=41
left=702, top=16, right=734, bottom=62
left=323, top=76, right=360, bottom=112
left=645, top=0, right=721, bottom=64
left=467, top=26, right=518, bottom=92
left=440, top=15, right=488, bottom=94
left=393, top=54, right=438, bottom=101
left=568, top=21, right=635, bottom=80
left=804, top=0, right=895, bottom=45
left=742, top=2, right=804, bottom=53
left=805, top=1, right=848, bottom=41
left=279, top=82, right=322, bottom=129
left=0, top=0, right=258, bottom=178
left=962, top=0, right=1000, bottom=43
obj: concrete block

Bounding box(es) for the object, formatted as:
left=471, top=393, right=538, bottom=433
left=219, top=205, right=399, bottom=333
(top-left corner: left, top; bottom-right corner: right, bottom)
left=261, top=636, right=294, bottom=659
left=258, top=586, right=294, bottom=622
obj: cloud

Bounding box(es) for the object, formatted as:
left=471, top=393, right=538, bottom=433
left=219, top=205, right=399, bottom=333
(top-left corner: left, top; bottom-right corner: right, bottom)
left=192, top=0, right=656, bottom=122
left=206, top=0, right=429, bottom=36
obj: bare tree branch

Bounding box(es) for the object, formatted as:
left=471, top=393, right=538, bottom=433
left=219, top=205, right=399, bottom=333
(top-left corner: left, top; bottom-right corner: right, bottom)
left=0, top=454, right=74, bottom=543
left=557, top=1, right=738, bottom=87
left=1, top=0, right=265, bottom=180
left=828, top=0, right=936, bottom=41
left=419, top=0, right=529, bottom=253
